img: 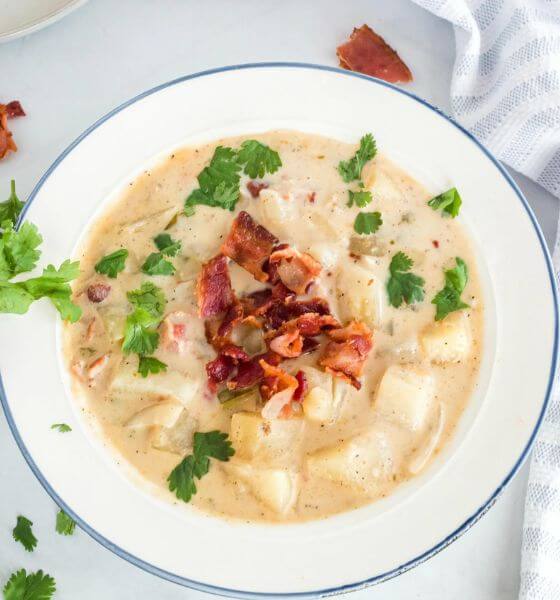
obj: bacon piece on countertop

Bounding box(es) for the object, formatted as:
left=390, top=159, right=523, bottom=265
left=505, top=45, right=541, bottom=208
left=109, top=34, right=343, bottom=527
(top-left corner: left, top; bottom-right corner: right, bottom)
left=247, top=180, right=269, bottom=198
left=337, top=25, right=413, bottom=84
left=0, top=104, right=17, bottom=160
left=268, top=246, right=321, bottom=295
left=87, top=283, right=111, bottom=303
left=6, top=101, right=25, bottom=118
left=221, top=211, right=278, bottom=282
left=197, top=254, right=235, bottom=318
left=319, top=320, right=373, bottom=389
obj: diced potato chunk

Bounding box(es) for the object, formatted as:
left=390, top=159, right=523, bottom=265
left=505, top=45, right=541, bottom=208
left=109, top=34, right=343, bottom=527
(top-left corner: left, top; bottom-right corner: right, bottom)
left=125, top=400, right=184, bottom=429
left=336, top=264, right=383, bottom=327
left=420, top=312, right=471, bottom=363
left=230, top=412, right=305, bottom=467
left=306, top=429, right=393, bottom=492
left=150, top=409, right=197, bottom=455
left=98, top=306, right=128, bottom=342
left=301, top=366, right=346, bottom=423
left=375, top=365, right=434, bottom=431
left=227, top=461, right=299, bottom=515
left=110, top=361, right=199, bottom=407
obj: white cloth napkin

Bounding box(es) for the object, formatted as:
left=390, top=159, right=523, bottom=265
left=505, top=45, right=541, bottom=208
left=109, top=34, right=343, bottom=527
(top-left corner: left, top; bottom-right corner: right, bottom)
left=410, top=1, right=560, bottom=598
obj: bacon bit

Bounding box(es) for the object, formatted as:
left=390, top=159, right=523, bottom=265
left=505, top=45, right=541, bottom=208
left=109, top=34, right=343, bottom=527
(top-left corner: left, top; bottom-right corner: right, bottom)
left=307, top=192, right=316, bottom=204
left=320, top=321, right=373, bottom=389
left=247, top=180, right=269, bottom=198
left=432, top=240, right=440, bottom=249
left=197, top=254, right=235, bottom=318
left=206, top=354, right=236, bottom=389
left=337, top=25, right=413, bottom=84
left=301, top=337, right=320, bottom=355
left=87, top=283, right=111, bottom=303
left=227, top=350, right=282, bottom=390
left=260, top=361, right=298, bottom=417
left=221, top=211, right=278, bottom=282
left=217, top=301, right=243, bottom=339
left=6, top=101, right=25, bottom=118
left=293, top=371, right=308, bottom=402
left=87, top=354, right=110, bottom=380
left=221, top=343, right=250, bottom=362
left=269, top=246, right=321, bottom=295
left=0, top=104, right=17, bottom=160
left=269, top=328, right=303, bottom=358
left=284, top=313, right=340, bottom=337
left=264, top=297, right=331, bottom=331
left=161, top=311, right=189, bottom=353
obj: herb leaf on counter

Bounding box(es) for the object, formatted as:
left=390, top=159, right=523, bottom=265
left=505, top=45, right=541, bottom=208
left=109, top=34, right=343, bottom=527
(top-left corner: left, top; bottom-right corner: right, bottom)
left=3, top=569, right=55, bottom=600
left=0, top=221, right=42, bottom=279
left=138, top=356, right=167, bottom=378
left=55, top=509, right=76, bottom=536
left=12, top=516, right=37, bottom=552
left=428, top=187, right=462, bottom=218
left=51, top=423, right=72, bottom=433
left=347, top=190, right=372, bottom=208
left=168, top=431, right=234, bottom=503
left=236, top=140, right=282, bottom=179
left=354, top=211, right=382, bottom=235
left=387, top=251, right=425, bottom=308
left=432, top=257, right=469, bottom=320
left=154, top=233, right=181, bottom=257
left=141, top=252, right=175, bottom=276
left=0, top=181, right=24, bottom=230
left=338, top=133, right=377, bottom=183
left=94, top=249, right=128, bottom=279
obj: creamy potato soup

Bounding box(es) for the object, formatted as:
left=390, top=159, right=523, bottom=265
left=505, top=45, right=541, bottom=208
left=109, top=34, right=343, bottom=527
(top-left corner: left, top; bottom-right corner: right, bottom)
left=63, top=131, right=483, bottom=522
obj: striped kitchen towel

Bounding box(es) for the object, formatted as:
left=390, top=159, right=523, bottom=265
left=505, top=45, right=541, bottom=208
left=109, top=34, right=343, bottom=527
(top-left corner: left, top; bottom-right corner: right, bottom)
left=410, top=1, right=560, bottom=598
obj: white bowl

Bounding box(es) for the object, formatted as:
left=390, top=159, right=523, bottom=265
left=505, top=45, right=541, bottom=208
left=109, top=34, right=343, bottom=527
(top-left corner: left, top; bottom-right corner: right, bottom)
left=1, top=63, right=557, bottom=597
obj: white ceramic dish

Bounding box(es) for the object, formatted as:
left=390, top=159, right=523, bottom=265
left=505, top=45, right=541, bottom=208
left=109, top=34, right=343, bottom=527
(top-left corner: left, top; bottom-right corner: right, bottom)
left=0, top=0, right=88, bottom=43
left=0, top=63, right=557, bottom=597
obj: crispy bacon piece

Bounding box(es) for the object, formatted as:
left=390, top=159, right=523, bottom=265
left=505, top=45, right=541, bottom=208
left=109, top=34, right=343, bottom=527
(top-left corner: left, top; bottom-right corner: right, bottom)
left=269, top=247, right=321, bottom=294
left=197, top=254, right=235, bottom=318
left=221, top=343, right=250, bottom=362
left=6, top=101, right=25, bottom=118
left=337, top=25, right=413, bottom=84
left=247, top=181, right=269, bottom=198
left=267, top=313, right=338, bottom=359
left=260, top=360, right=298, bottom=402
left=206, top=344, right=250, bottom=390
left=221, top=211, right=278, bottom=282
left=217, top=301, right=243, bottom=339
left=264, top=297, right=331, bottom=331
left=0, top=104, right=17, bottom=160
left=320, top=321, right=373, bottom=389
left=227, top=351, right=282, bottom=390
left=293, top=371, right=308, bottom=402
left=87, top=283, right=111, bottom=303
left=283, top=313, right=339, bottom=337
left=269, top=328, right=303, bottom=358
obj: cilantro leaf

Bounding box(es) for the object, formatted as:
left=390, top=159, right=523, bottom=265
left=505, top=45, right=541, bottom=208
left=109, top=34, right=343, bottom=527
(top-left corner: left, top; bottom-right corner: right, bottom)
left=3, top=569, right=55, bottom=600
left=141, top=252, right=175, bottom=276
left=428, top=187, right=462, bottom=218
left=12, top=516, right=37, bottom=552
left=126, top=282, right=166, bottom=318
left=55, top=509, right=76, bottom=536
left=122, top=308, right=159, bottom=355
left=236, top=140, right=282, bottom=179
left=51, top=423, right=71, bottom=433
left=184, top=146, right=242, bottom=216
left=338, top=133, right=377, bottom=183
left=94, top=249, right=128, bottom=279
left=354, top=211, right=382, bottom=235
left=432, top=257, right=470, bottom=320
left=153, top=233, right=181, bottom=257
left=0, top=281, right=35, bottom=314
left=138, top=356, right=167, bottom=377
left=347, top=190, right=372, bottom=208
left=0, top=181, right=24, bottom=228
left=387, top=251, right=425, bottom=308
left=167, top=431, right=234, bottom=503
left=0, top=221, right=42, bottom=280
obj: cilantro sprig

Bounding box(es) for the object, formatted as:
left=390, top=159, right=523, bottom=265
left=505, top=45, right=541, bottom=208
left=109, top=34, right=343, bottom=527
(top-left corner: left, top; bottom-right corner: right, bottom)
left=432, top=257, right=470, bottom=320
left=387, top=251, right=425, bottom=308
left=3, top=569, right=55, bottom=600
left=354, top=211, right=382, bottom=235
left=94, top=249, right=128, bottom=279
left=127, top=281, right=166, bottom=316
left=428, top=187, right=462, bottom=218
left=0, top=221, right=42, bottom=280
left=154, top=233, right=181, bottom=257
left=55, top=509, right=76, bottom=536
left=347, top=190, right=372, bottom=208
left=168, top=431, right=234, bottom=503
left=138, top=356, right=167, bottom=377
left=338, top=133, right=377, bottom=183
left=236, top=140, right=282, bottom=179
left=12, top=516, right=37, bottom=552
left=141, top=233, right=182, bottom=276
left=0, top=181, right=24, bottom=233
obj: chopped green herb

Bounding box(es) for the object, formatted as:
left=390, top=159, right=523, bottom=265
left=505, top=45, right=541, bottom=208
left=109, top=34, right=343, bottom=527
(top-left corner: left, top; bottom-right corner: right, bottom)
left=0, top=181, right=24, bottom=231
left=3, top=569, right=55, bottom=600
left=354, top=211, right=383, bottom=235
left=428, top=187, right=462, bottom=218
left=126, top=282, right=166, bottom=318
left=338, top=133, right=377, bottom=183
left=432, top=257, right=470, bottom=320
left=55, top=509, right=76, bottom=536
left=167, top=431, right=234, bottom=503
left=138, top=356, right=167, bottom=377
left=347, top=190, right=372, bottom=208
left=154, top=233, right=181, bottom=257
left=51, top=423, right=72, bottom=433
left=12, top=516, right=37, bottom=552
left=122, top=308, right=160, bottom=355
left=387, top=251, right=425, bottom=308
left=0, top=221, right=42, bottom=280
left=236, top=140, right=282, bottom=179
left=94, top=249, right=128, bottom=279
left=141, top=252, right=175, bottom=276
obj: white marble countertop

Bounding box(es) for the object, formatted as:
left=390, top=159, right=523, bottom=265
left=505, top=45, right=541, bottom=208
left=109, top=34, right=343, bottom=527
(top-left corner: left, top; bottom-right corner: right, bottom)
left=1, top=1, right=558, bottom=598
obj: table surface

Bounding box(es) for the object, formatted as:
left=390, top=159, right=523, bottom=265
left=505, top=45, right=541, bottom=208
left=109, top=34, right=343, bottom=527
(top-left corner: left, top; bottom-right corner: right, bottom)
left=1, top=1, right=558, bottom=598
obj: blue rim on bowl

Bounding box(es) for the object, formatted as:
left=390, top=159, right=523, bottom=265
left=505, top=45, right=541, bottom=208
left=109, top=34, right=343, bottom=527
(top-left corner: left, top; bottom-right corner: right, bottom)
left=1, top=62, right=558, bottom=598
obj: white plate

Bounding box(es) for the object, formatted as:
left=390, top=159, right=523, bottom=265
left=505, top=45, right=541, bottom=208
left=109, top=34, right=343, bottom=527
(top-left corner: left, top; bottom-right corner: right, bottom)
left=1, top=64, right=557, bottom=597
left=0, top=0, right=87, bottom=43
